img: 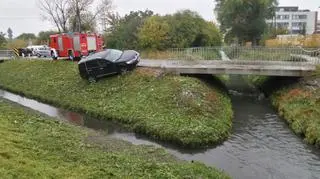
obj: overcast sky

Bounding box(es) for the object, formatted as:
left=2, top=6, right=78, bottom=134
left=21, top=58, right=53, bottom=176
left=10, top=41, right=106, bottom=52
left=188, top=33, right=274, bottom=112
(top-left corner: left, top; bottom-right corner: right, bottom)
left=0, top=0, right=319, bottom=37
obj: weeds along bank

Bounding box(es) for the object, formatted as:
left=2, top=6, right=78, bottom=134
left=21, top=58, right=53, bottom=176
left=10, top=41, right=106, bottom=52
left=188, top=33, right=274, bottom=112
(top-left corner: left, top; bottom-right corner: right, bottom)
left=0, top=60, right=233, bottom=148
left=0, top=99, right=229, bottom=178
left=248, top=68, right=320, bottom=148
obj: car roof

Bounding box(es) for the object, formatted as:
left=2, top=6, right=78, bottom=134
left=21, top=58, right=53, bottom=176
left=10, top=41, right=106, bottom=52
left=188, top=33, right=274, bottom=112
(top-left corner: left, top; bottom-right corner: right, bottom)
left=78, top=49, right=123, bottom=64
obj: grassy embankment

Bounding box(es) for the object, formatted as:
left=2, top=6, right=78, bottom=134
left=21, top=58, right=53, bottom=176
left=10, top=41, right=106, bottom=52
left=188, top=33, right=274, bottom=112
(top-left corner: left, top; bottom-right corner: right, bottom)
left=0, top=99, right=229, bottom=178
left=249, top=67, right=320, bottom=147
left=0, top=60, right=232, bottom=148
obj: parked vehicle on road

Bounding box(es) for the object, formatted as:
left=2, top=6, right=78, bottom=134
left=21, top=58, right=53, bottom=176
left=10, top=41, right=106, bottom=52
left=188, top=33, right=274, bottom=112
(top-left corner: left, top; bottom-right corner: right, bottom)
left=17, top=48, right=33, bottom=57
left=50, top=32, right=104, bottom=60
left=78, top=49, right=140, bottom=82
left=34, top=46, right=51, bottom=58
left=26, top=45, right=51, bottom=57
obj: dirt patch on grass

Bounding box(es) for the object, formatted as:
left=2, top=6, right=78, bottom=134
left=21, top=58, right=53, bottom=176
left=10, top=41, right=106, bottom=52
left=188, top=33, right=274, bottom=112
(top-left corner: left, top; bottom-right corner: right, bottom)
left=136, top=67, right=165, bottom=78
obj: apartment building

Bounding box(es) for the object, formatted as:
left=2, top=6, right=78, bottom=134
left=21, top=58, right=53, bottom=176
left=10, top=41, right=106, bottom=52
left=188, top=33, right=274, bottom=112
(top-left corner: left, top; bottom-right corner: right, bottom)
left=316, top=20, right=320, bottom=34
left=266, top=6, right=318, bottom=35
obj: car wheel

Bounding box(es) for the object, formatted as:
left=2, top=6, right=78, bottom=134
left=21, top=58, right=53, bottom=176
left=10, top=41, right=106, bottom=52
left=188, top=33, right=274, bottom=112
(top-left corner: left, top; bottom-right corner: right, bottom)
left=37, top=54, right=41, bottom=58
left=88, top=76, right=97, bottom=83
left=119, top=66, right=128, bottom=75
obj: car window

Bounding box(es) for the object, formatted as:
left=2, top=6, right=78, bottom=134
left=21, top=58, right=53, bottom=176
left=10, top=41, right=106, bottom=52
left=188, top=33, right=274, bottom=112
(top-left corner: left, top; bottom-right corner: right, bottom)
left=86, top=51, right=108, bottom=60
left=97, top=59, right=109, bottom=67
left=86, top=60, right=99, bottom=68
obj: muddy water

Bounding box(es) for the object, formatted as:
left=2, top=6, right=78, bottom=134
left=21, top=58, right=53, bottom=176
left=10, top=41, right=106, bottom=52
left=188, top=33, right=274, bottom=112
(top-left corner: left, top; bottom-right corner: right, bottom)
left=1, top=89, right=320, bottom=179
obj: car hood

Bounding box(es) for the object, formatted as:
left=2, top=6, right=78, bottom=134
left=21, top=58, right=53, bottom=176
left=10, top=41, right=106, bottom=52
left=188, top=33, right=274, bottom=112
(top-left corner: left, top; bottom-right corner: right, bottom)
left=117, top=50, right=139, bottom=63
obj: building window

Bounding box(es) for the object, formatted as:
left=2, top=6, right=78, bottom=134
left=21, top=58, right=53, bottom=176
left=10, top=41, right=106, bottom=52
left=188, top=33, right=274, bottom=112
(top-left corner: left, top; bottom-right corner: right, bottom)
left=292, top=14, right=307, bottom=20
left=276, top=15, right=290, bottom=20
left=292, top=22, right=306, bottom=27
left=277, top=22, right=289, bottom=28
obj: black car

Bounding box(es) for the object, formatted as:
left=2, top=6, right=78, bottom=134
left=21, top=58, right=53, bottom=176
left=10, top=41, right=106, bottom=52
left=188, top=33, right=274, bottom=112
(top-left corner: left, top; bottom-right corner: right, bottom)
left=18, top=48, right=33, bottom=57
left=78, top=49, right=140, bottom=82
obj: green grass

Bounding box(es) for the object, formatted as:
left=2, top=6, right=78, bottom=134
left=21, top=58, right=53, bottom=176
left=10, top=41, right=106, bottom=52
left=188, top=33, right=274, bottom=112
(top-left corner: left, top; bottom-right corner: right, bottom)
left=272, top=87, right=320, bottom=147
left=0, top=60, right=233, bottom=147
left=313, top=66, right=320, bottom=77
left=0, top=99, right=229, bottom=178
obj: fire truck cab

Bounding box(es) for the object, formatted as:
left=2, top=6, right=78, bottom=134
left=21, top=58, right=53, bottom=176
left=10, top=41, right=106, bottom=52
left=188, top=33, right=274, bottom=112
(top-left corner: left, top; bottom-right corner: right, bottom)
left=49, top=32, right=104, bottom=60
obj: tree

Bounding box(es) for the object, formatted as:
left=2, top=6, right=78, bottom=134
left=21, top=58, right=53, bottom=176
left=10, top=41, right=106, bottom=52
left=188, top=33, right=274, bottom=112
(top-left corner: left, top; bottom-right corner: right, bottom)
left=6, top=39, right=28, bottom=49
left=138, top=16, right=170, bottom=50
left=69, top=12, right=97, bottom=32
left=106, top=10, right=154, bottom=49
left=37, top=30, right=58, bottom=44
left=67, top=0, right=113, bottom=32
left=165, top=10, right=221, bottom=48
left=102, top=12, right=121, bottom=33
left=16, top=33, right=37, bottom=40
left=39, top=0, right=70, bottom=32
left=0, top=32, right=6, bottom=49
left=99, top=0, right=117, bottom=32
left=215, top=0, right=278, bottom=46
left=164, top=10, right=202, bottom=48
left=193, top=22, right=222, bottom=47
left=7, top=28, right=13, bottom=41
left=39, top=0, right=113, bottom=32
left=107, top=10, right=222, bottom=50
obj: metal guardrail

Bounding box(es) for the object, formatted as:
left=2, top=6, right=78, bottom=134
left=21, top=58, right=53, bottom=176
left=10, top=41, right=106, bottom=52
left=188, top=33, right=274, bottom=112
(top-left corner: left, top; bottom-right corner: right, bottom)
left=158, top=47, right=320, bottom=64
left=0, top=50, right=16, bottom=59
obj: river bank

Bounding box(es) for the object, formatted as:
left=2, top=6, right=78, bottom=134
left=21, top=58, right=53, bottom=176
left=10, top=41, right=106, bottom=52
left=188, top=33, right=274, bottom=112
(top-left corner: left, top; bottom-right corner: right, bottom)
left=0, top=98, right=229, bottom=178
left=1, top=75, right=320, bottom=179
left=249, top=67, right=320, bottom=147
left=0, top=60, right=233, bottom=147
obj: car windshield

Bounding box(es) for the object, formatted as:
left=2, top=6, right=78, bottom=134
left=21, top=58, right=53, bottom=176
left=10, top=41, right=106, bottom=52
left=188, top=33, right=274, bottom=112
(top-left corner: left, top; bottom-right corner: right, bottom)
left=86, top=49, right=123, bottom=62
left=106, top=49, right=123, bottom=61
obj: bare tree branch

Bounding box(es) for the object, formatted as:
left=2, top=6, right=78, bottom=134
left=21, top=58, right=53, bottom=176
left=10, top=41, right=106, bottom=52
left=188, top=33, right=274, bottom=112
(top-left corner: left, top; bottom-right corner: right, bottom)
left=39, top=0, right=114, bottom=33
left=38, top=0, right=70, bottom=32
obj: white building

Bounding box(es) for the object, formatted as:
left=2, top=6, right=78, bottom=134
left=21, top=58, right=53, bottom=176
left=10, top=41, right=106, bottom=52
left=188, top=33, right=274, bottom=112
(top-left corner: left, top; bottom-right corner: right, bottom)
left=316, top=20, right=320, bottom=34
left=267, top=6, right=318, bottom=35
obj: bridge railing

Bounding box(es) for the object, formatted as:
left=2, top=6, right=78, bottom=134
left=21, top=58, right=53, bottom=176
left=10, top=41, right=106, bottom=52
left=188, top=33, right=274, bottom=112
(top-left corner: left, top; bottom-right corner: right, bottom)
left=222, top=46, right=320, bottom=63
left=166, top=47, right=223, bottom=60
left=160, top=47, right=320, bottom=64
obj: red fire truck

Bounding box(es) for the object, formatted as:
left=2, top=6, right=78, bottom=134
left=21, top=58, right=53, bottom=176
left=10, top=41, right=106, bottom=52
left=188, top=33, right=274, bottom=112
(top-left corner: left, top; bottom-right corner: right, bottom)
left=49, top=32, right=104, bottom=60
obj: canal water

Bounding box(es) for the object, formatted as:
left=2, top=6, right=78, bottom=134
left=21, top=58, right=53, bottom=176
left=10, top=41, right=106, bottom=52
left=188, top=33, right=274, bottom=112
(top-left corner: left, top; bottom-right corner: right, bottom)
left=0, top=87, right=320, bottom=179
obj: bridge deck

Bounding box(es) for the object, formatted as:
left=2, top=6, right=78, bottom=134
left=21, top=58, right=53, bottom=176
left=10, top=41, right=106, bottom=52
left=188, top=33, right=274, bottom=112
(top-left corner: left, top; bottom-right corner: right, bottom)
left=139, top=59, right=317, bottom=77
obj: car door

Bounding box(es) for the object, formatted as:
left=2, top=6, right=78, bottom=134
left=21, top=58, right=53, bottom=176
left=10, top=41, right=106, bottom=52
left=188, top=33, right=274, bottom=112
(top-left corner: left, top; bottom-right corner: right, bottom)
left=97, top=59, right=116, bottom=77
left=86, top=60, right=100, bottom=77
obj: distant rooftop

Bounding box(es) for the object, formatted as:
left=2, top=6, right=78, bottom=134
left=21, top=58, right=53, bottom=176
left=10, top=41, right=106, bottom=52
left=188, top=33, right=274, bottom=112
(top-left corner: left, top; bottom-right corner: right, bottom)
left=276, top=6, right=310, bottom=12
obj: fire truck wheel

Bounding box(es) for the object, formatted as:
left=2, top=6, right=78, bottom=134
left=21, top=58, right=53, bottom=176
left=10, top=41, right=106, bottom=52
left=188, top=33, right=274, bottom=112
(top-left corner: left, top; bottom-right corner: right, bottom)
left=88, top=76, right=97, bottom=83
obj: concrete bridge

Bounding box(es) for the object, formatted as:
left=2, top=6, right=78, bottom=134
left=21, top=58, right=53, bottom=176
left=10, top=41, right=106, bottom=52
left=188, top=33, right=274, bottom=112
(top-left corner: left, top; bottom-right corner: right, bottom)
left=138, top=59, right=317, bottom=77
left=138, top=47, right=320, bottom=77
